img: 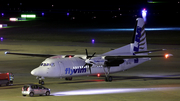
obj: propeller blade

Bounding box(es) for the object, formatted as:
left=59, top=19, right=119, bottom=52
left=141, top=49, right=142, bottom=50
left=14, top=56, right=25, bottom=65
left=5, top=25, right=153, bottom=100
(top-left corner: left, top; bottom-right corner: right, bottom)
left=89, top=64, right=92, bottom=74
left=82, top=63, right=92, bottom=74
left=83, top=49, right=96, bottom=74
left=92, top=52, right=96, bottom=58
left=85, top=49, right=88, bottom=59
left=85, top=49, right=96, bottom=59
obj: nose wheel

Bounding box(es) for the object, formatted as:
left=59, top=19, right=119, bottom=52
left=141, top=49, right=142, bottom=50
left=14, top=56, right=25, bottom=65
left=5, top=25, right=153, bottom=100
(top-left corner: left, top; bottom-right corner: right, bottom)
left=39, top=80, right=44, bottom=85
left=37, top=77, right=45, bottom=85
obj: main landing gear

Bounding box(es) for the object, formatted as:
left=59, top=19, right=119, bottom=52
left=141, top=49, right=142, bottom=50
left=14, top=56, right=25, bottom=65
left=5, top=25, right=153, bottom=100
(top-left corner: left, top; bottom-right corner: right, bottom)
left=103, top=67, right=113, bottom=82
left=65, top=77, right=72, bottom=80
left=105, top=76, right=112, bottom=82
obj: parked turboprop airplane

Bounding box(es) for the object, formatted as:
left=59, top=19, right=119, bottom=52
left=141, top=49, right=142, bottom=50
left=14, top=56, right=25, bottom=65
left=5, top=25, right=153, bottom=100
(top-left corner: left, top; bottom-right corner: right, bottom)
left=5, top=18, right=172, bottom=85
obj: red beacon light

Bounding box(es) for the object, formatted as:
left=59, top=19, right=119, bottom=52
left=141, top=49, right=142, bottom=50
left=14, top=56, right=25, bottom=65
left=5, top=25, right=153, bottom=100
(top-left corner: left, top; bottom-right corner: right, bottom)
left=97, top=73, right=100, bottom=77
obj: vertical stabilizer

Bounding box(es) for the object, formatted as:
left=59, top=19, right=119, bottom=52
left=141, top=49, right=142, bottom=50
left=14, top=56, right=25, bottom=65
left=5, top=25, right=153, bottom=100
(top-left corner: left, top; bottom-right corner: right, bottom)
left=132, top=18, right=147, bottom=53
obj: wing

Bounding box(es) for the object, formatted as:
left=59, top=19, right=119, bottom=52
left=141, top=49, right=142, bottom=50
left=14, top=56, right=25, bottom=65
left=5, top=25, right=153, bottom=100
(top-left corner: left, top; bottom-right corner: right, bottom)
left=104, top=54, right=173, bottom=60
left=5, top=51, right=56, bottom=58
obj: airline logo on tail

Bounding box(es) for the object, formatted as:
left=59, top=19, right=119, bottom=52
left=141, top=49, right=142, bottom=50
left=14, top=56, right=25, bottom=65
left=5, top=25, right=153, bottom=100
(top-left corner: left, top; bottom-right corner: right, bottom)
left=133, top=18, right=147, bottom=63
left=133, top=19, right=147, bottom=52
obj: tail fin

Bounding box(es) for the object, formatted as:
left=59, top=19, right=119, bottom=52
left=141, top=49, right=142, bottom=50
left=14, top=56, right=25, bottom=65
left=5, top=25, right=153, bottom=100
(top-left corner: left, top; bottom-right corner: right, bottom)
left=132, top=18, right=147, bottom=53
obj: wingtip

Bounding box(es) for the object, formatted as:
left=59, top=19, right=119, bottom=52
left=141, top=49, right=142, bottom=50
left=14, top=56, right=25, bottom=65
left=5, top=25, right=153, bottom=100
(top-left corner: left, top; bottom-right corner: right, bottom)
left=165, top=54, right=173, bottom=58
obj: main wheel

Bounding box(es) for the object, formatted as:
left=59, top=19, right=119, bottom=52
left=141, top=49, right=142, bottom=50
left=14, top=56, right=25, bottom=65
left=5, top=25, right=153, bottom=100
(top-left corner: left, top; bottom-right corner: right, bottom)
left=65, top=77, right=72, bottom=80
left=108, top=76, right=112, bottom=82
left=105, top=76, right=113, bottom=82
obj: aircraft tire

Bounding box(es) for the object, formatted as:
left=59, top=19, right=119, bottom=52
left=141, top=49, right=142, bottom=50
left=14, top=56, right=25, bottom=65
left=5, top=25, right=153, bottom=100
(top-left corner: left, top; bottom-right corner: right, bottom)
left=41, top=81, right=45, bottom=85
left=108, top=76, right=112, bottom=82
left=105, top=76, right=112, bottom=82
left=39, top=80, right=45, bottom=85
left=65, top=77, right=72, bottom=80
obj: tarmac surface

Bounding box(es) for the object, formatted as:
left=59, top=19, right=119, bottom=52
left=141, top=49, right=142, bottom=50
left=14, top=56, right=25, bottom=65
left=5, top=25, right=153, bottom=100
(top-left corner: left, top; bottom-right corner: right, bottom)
left=0, top=40, right=180, bottom=101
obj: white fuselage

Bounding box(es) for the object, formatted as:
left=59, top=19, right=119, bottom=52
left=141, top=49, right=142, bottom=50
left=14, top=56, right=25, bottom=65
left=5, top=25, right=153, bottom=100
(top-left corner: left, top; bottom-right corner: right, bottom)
left=31, top=56, right=150, bottom=78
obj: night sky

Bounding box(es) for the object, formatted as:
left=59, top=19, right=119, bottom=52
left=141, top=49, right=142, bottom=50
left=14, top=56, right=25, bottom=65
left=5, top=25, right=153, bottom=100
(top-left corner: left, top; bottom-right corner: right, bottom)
left=0, top=0, right=180, bottom=26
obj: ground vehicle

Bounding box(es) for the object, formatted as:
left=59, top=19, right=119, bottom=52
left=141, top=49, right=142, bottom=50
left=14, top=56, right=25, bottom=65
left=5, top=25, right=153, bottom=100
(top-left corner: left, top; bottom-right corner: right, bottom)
left=22, top=84, right=50, bottom=97
left=0, top=72, right=14, bottom=86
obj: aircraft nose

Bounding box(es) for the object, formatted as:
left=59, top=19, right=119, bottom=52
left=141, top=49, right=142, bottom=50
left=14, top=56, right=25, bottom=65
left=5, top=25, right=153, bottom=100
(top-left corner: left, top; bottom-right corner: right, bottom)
left=31, top=68, right=38, bottom=76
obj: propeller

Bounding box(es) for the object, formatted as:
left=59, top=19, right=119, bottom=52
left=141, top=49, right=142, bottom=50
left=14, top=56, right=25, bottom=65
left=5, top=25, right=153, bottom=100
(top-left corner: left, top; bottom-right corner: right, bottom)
left=83, top=49, right=96, bottom=74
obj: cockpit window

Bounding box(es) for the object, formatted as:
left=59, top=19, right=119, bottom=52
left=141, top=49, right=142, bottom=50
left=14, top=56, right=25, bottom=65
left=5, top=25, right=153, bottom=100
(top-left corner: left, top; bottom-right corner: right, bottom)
left=50, top=63, right=55, bottom=66
left=40, top=63, right=55, bottom=67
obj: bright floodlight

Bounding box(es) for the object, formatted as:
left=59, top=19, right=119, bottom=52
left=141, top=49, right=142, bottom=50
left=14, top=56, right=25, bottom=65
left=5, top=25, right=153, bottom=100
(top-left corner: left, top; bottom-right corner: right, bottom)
left=21, top=14, right=36, bottom=18
left=10, top=18, right=18, bottom=21
left=0, top=24, right=7, bottom=28
left=142, top=8, right=147, bottom=22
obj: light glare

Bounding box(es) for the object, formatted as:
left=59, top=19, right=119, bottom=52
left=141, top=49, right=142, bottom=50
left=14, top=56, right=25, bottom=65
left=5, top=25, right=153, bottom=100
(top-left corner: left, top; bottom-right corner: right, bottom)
left=142, top=8, right=147, bottom=22
left=21, top=14, right=36, bottom=18
left=52, top=87, right=180, bottom=96
left=10, top=18, right=18, bottom=21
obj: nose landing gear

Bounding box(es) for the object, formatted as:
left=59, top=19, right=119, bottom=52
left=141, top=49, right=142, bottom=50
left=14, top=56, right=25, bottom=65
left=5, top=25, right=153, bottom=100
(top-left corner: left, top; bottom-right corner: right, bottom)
left=36, top=77, right=45, bottom=85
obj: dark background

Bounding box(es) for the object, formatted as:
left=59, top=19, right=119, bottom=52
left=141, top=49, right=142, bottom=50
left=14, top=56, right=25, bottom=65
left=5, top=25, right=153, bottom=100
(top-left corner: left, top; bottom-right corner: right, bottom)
left=0, top=0, right=180, bottom=44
